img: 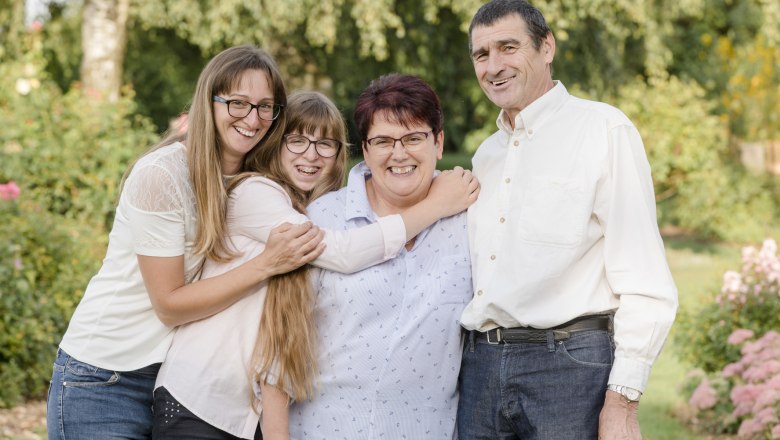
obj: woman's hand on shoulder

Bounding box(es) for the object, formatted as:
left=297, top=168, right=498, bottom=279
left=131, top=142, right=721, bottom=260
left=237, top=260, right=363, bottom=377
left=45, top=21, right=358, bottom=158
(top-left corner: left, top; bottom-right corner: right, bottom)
left=256, top=222, right=325, bottom=276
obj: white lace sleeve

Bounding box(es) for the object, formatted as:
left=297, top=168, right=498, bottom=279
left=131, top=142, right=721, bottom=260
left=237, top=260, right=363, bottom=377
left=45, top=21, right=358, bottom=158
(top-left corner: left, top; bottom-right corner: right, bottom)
left=124, top=162, right=188, bottom=257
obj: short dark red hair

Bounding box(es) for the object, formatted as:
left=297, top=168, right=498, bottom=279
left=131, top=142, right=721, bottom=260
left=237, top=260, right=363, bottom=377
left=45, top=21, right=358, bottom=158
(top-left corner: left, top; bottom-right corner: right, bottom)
left=353, top=74, right=443, bottom=142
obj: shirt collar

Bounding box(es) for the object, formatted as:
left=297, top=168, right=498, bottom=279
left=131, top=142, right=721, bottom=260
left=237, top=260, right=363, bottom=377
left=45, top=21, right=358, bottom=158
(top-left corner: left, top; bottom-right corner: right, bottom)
left=344, top=162, right=377, bottom=222
left=496, top=80, right=569, bottom=137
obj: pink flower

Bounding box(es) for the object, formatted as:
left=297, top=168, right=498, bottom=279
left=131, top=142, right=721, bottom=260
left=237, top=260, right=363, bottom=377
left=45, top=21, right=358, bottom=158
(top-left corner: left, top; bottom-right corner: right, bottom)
left=771, top=423, right=780, bottom=438
left=689, top=378, right=718, bottom=411
left=738, top=417, right=765, bottom=436
left=0, top=181, right=21, bottom=201
left=724, top=361, right=745, bottom=378
left=729, top=329, right=755, bottom=345
left=732, top=384, right=761, bottom=407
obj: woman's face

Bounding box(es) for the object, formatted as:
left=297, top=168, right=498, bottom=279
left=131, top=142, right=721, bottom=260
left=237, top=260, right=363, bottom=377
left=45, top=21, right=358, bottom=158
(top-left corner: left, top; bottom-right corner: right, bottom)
left=362, top=111, right=443, bottom=210
left=213, top=69, right=275, bottom=174
left=280, top=128, right=338, bottom=192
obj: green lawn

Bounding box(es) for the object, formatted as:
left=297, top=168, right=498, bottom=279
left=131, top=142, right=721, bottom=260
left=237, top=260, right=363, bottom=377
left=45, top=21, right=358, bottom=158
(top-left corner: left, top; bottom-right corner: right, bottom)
left=639, top=236, right=742, bottom=439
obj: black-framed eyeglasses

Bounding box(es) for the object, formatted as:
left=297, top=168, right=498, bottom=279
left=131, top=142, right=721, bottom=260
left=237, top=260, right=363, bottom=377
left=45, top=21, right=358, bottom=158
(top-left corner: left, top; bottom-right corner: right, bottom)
left=284, top=134, right=342, bottom=158
left=212, top=95, right=283, bottom=121
left=364, top=131, right=433, bottom=155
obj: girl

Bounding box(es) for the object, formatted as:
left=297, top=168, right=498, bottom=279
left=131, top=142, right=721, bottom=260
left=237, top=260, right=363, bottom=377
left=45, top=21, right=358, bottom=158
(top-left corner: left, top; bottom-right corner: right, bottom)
left=47, top=46, right=323, bottom=440
left=152, top=91, right=479, bottom=439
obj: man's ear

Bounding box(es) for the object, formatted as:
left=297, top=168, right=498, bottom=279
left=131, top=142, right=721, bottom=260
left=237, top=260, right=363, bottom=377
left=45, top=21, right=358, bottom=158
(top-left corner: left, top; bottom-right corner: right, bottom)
left=542, top=32, right=556, bottom=64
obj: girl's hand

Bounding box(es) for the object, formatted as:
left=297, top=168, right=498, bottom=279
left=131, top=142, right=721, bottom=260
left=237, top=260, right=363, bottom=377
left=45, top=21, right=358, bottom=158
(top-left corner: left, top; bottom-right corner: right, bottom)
left=427, top=166, right=480, bottom=218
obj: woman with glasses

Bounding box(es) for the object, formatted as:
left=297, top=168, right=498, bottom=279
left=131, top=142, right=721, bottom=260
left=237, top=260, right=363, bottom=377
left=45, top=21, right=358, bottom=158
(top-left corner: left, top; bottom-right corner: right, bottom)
left=288, top=74, right=475, bottom=439
left=47, top=45, right=318, bottom=440
left=152, top=90, right=478, bottom=439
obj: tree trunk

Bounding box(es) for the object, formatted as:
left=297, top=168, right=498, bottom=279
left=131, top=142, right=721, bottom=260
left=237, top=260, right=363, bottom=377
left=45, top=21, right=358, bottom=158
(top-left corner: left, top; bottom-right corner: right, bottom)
left=80, top=0, right=130, bottom=101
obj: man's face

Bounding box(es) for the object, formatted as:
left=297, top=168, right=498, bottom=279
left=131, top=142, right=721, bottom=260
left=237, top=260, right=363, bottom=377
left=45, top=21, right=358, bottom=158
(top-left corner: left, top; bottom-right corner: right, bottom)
left=470, top=14, right=555, bottom=121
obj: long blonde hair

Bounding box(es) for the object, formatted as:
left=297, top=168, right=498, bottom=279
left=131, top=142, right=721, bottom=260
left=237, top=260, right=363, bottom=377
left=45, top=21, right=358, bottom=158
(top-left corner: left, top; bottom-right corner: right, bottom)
left=233, top=91, right=348, bottom=403
left=188, top=45, right=288, bottom=262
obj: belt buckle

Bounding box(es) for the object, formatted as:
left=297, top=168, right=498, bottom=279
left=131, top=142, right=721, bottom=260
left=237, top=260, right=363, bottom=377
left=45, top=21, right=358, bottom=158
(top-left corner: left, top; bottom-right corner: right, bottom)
left=486, top=328, right=502, bottom=345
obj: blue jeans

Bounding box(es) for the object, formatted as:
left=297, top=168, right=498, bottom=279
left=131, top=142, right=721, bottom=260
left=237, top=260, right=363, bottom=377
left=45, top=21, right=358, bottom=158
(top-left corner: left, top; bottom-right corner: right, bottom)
left=457, top=329, right=614, bottom=440
left=47, top=348, right=161, bottom=440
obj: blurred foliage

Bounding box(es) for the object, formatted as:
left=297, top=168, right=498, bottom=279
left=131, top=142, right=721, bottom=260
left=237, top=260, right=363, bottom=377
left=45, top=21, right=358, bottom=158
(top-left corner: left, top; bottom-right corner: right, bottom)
left=0, top=198, right=99, bottom=407
left=0, top=10, right=158, bottom=404
left=611, top=77, right=778, bottom=242
left=1, top=23, right=157, bottom=237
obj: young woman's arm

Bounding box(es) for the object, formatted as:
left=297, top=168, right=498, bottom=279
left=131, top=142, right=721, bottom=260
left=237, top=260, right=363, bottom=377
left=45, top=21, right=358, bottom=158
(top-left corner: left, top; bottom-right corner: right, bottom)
left=140, top=222, right=325, bottom=327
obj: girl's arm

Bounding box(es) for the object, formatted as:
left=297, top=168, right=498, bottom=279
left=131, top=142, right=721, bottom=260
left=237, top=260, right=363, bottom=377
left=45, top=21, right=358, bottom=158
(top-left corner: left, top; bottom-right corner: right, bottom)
left=259, top=382, right=290, bottom=440
left=234, top=168, right=480, bottom=274
left=140, top=222, right=325, bottom=327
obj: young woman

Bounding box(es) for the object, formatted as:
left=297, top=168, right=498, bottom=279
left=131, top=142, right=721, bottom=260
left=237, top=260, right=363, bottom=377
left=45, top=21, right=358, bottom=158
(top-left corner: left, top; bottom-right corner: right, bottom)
left=151, top=90, right=479, bottom=439
left=46, top=46, right=324, bottom=440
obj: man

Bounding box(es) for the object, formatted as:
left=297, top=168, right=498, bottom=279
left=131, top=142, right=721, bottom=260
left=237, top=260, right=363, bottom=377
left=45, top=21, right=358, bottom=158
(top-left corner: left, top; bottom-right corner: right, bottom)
left=289, top=74, right=477, bottom=439
left=457, top=1, right=678, bottom=439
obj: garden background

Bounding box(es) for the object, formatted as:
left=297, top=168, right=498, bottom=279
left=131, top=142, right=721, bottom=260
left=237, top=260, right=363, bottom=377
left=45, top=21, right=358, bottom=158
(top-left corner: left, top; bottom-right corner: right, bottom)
left=1, top=0, right=779, bottom=438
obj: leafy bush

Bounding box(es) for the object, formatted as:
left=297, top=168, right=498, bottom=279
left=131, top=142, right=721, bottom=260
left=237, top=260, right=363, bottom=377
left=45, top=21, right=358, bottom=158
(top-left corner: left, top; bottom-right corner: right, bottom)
left=0, top=197, right=100, bottom=407
left=0, top=29, right=158, bottom=240
left=0, top=25, right=158, bottom=406
left=676, top=239, right=780, bottom=373
left=613, top=76, right=777, bottom=242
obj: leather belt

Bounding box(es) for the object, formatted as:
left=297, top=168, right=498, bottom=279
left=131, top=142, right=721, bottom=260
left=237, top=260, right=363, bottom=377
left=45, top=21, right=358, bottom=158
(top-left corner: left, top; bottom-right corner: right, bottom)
left=476, top=314, right=612, bottom=344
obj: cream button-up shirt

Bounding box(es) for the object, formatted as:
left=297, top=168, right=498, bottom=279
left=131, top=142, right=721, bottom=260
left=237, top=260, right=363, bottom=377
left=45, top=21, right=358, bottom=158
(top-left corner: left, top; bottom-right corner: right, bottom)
left=461, top=81, right=678, bottom=392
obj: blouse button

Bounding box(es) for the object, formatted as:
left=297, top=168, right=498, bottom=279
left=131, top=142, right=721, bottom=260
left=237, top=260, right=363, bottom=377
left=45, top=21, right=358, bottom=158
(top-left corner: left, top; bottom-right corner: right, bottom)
left=504, top=178, right=511, bottom=183
left=490, top=255, right=497, bottom=261
left=513, top=140, right=519, bottom=147
left=499, top=217, right=505, bottom=223
left=477, top=290, right=483, bottom=296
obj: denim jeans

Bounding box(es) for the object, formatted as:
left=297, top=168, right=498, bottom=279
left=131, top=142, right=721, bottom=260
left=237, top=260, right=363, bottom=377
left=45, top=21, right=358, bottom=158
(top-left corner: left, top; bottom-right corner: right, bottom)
left=47, top=348, right=160, bottom=440
left=457, top=329, right=614, bottom=440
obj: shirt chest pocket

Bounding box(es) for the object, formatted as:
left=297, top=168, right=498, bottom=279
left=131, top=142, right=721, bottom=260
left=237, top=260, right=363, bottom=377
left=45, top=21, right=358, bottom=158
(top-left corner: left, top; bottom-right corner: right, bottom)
left=433, top=255, right=473, bottom=304
left=517, top=178, right=586, bottom=247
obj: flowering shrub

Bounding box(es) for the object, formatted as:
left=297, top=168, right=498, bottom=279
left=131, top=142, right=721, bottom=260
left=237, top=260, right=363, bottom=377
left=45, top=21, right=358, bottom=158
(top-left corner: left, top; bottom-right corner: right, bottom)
left=687, top=329, right=780, bottom=438
left=0, top=23, right=156, bottom=406
left=0, top=181, right=20, bottom=201
left=676, top=239, right=780, bottom=372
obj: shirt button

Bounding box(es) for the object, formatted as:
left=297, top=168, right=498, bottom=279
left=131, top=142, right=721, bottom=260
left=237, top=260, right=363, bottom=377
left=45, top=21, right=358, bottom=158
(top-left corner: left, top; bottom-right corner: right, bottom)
left=477, top=290, right=483, bottom=296
left=499, top=217, right=505, bottom=223
left=513, top=140, right=519, bottom=147
left=528, top=129, right=534, bottom=135
left=490, top=255, right=496, bottom=261
left=504, top=177, right=511, bottom=183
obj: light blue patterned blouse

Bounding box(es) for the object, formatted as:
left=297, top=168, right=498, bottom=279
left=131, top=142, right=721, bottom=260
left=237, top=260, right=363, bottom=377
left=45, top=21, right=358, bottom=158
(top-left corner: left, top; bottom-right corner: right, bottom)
left=289, top=162, right=473, bottom=440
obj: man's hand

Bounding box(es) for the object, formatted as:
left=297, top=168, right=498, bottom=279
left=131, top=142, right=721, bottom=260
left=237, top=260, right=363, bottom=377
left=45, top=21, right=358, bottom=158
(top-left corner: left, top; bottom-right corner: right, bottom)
left=598, top=390, right=641, bottom=440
